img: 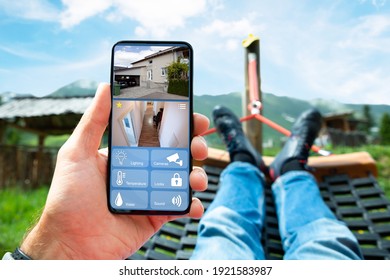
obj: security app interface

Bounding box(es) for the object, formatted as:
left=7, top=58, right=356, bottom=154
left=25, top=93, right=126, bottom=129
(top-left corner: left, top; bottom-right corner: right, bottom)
left=110, top=42, right=191, bottom=212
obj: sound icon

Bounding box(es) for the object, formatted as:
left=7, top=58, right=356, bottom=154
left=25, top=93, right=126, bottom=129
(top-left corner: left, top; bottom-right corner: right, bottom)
left=171, top=195, right=182, bottom=207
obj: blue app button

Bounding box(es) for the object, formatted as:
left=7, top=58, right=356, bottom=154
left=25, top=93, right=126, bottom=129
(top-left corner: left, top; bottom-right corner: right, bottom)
left=150, top=191, right=189, bottom=211
left=151, top=170, right=188, bottom=188
left=111, top=169, right=148, bottom=188
left=112, top=148, right=149, bottom=168
left=151, top=149, right=188, bottom=169
left=111, top=190, right=148, bottom=210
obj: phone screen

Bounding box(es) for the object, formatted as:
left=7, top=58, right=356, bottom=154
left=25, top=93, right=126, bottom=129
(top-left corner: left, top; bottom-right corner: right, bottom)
left=108, top=41, right=193, bottom=215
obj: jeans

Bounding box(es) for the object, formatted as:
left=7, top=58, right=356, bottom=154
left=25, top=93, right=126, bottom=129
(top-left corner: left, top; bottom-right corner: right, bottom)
left=191, top=162, right=363, bottom=260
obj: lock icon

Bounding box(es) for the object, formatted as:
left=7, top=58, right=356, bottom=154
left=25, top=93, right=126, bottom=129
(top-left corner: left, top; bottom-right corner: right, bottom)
left=171, top=173, right=182, bottom=187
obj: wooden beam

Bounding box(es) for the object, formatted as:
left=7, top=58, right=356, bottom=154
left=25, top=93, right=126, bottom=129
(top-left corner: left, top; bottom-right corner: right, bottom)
left=243, top=34, right=263, bottom=154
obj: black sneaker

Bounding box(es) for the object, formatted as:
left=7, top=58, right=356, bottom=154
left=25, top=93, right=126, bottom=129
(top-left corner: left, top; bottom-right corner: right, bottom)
left=212, top=105, right=265, bottom=170
left=269, top=109, right=322, bottom=180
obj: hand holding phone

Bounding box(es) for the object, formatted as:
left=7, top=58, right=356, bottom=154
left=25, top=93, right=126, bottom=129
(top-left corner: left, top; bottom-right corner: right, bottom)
left=108, top=41, right=194, bottom=215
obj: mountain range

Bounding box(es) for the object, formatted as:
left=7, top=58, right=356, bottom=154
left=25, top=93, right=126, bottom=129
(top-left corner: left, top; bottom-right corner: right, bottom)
left=2, top=79, right=390, bottom=146
left=194, top=92, right=390, bottom=147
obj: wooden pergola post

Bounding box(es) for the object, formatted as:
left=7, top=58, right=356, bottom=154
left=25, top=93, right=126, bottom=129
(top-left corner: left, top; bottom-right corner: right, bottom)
left=242, top=34, right=263, bottom=154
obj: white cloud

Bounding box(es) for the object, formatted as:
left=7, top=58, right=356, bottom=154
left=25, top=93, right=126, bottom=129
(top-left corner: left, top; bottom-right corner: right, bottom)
left=250, top=2, right=390, bottom=104
left=0, top=0, right=214, bottom=37
left=372, top=0, right=387, bottom=8
left=338, top=15, right=390, bottom=52
left=112, top=0, right=207, bottom=37
left=60, top=0, right=112, bottom=29
left=200, top=17, right=259, bottom=38
left=0, top=44, right=63, bottom=62
left=359, top=0, right=387, bottom=8
left=58, top=0, right=208, bottom=35
left=114, top=46, right=170, bottom=67
left=114, top=49, right=151, bottom=67
left=0, top=0, right=59, bottom=21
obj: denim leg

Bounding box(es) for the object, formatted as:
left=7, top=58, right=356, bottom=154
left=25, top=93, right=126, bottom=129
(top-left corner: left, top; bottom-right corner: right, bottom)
left=191, top=162, right=266, bottom=260
left=272, top=171, right=363, bottom=260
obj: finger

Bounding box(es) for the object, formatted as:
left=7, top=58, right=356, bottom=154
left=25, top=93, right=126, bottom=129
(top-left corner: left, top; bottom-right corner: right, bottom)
left=149, top=198, right=203, bottom=227
left=187, top=198, right=204, bottom=219
left=164, top=198, right=205, bottom=223
left=191, top=136, right=208, bottom=161
left=69, top=83, right=111, bottom=155
left=193, top=113, right=209, bottom=136
left=98, top=147, right=108, bottom=157
left=190, top=166, right=208, bottom=192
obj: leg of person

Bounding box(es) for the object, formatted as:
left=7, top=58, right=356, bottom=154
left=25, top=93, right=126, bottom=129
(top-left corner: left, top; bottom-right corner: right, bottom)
left=191, top=106, right=266, bottom=260
left=269, top=109, right=363, bottom=260
left=272, top=171, right=363, bottom=260
left=191, top=162, right=266, bottom=259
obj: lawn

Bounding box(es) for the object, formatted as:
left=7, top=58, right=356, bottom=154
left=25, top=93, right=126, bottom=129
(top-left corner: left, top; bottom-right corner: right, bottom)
left=0, top=186, right=48, bottom=257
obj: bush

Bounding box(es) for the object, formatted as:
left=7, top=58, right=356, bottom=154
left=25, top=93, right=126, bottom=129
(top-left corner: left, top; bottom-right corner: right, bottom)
left=167, top=60, right=189, bottom=97
left=167, top=79, right=188, bottom=97
left=167, top=61, right=188, bottom=80
left=380, top=113, right=390, bottom=145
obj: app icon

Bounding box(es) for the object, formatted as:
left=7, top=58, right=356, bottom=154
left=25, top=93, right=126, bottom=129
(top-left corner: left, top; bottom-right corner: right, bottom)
left=116, top=170, right=125, bottom=186
left=166, top=152, right=183, bottom=166
left=171, top=173, right=183, bottom=187
left=171, top=195, right=182, bottom=207
left=115, top=192, right=123, bottom=206
left=115, top=150, right=127, bottom=165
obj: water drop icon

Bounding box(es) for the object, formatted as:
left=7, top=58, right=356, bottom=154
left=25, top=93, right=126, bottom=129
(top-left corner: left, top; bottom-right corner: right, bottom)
left=115, top=192, right=123, bottom=207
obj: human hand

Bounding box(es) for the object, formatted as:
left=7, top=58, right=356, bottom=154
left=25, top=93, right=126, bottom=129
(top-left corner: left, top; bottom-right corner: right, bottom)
left=20, top=83, right=209, bottom=259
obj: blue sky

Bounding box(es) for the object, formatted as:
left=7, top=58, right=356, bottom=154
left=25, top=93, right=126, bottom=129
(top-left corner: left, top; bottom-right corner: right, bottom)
left=0, top=0, right=389, bottom=104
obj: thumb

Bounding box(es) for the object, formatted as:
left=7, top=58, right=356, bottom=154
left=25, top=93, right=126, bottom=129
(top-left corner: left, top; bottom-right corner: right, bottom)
left=67, top=83, right=111, bottom=156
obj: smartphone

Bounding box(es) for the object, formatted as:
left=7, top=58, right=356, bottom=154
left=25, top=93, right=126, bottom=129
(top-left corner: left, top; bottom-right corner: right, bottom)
left=107, top=41, right=193, bottom=215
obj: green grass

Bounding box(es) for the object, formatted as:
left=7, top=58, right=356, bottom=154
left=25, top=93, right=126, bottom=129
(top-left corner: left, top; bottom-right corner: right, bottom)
left=0, top=186, right=48, bottom=257
left=329, top=145, right=390, bottom=198
left=44, top=134, right=70, bottom=147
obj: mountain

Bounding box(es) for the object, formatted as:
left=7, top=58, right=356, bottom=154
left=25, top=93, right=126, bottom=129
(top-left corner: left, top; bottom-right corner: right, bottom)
left=194, top=92, right=390, bottom=148
left=47, top=79, right=99, bottom=98
left=0, top=91, right=34, bottom=104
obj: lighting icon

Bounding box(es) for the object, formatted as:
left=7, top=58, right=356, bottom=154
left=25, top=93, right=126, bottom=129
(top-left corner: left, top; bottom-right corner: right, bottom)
left=115, top=150, right=127, bottom=165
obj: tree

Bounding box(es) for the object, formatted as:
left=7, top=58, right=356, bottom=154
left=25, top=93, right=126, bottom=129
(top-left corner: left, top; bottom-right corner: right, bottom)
left=166, top=59, right=189, bottom=96
left=379, top=112, right=390, bottom=145
left=167, top=60, right=189, bottom=81
left=362, top=105, right=374, bottom=134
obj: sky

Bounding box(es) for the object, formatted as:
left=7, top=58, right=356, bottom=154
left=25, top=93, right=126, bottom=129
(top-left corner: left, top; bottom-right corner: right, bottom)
left=113, top=44, right=172, bottom=67
left=0, top=0, right=389, bottom=105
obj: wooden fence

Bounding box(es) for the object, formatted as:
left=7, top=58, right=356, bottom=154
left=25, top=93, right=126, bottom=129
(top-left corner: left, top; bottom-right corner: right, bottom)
left=0, top=145, right=58, bottom=189
left=327, top=128, right=367, bottom=147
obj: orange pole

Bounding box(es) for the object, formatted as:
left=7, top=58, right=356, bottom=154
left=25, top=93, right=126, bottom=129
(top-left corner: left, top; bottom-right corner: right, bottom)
left=254, top=114, right=291, bottom=136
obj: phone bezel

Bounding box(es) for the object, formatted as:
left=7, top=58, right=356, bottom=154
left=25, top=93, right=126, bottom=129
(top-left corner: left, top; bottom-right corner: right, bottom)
left=107, top=40, right=194, bottom=215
